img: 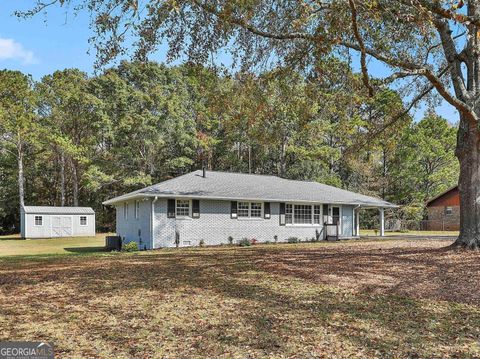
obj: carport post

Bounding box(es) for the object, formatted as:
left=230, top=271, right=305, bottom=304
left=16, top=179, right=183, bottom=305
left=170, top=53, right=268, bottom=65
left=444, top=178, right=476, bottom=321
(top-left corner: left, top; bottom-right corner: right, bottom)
left=379, top=207, right=385, bottom=237
left=355, top=207, right=360, bottom=236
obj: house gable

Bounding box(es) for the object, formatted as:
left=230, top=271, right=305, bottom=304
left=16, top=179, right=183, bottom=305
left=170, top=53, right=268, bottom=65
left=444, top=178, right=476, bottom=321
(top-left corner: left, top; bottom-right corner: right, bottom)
left=426, top=187, right=459, bottom=207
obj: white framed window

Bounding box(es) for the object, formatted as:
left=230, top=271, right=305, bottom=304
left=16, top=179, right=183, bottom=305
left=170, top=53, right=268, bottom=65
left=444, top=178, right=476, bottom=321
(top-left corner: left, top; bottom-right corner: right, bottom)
left=237, top=202, right=263, bottom=219
left=34, top=215, right=43, bottom=226
left=250, top=203, right=262, bottom=218
left=124, top=202, right=128, bottom=220
left=176, top=199, right=191, bottom=217
left=238, top=202, right=250, bottom=217
left=285, top=204, right=293, bottom=224
left=314, top=205, right=321, bottom=224
left=135, top=200, right=140, bottom=219
left=80, top=216, right=87, bottom=226
left=294, top=204, right=312, bottom=224
left=445, top=206, right=453, bottom=216
left=286, top=204, right=323, bottom=225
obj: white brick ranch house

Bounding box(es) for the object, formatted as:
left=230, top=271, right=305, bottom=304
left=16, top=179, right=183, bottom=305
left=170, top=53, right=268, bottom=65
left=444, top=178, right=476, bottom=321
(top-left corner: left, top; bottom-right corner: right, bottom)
left=103, top=170, right=395, bottom=249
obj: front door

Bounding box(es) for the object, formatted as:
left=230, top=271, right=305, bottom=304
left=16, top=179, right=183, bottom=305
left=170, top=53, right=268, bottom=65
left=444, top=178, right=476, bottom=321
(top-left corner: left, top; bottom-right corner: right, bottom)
left=52, top=216, right=73, bottom=237
left=329, top=205, right=342, bottom=235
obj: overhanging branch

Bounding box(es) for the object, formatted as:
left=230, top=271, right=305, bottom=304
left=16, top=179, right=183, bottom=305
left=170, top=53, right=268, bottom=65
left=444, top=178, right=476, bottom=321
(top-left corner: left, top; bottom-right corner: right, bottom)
left=348, top=0, right=374, bottom=97
left=190, top=0, right=477, bottom=123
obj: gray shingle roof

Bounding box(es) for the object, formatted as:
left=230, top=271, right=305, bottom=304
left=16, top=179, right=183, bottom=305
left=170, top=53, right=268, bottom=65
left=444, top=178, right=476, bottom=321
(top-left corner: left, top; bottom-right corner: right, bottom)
left=103, top=170, right=396, bottom=208
left=22, top=206, right=95, bottom=214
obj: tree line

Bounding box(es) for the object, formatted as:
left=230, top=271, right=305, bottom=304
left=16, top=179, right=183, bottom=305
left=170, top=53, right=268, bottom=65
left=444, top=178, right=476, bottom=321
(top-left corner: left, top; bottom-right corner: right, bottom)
left=0, top=60, right=458, bottom=233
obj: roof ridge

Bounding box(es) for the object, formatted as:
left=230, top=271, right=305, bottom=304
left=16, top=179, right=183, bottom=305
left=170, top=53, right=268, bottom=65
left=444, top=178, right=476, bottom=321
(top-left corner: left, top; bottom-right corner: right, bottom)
left=202, top=169, right=279, bottom=179
left=23, top=205, right=93, bottom=208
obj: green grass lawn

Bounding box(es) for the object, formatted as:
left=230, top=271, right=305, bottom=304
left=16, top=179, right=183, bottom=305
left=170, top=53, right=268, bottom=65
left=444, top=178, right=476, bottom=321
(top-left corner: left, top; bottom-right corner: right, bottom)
left=0, top=233, right=108, bottom=257
left=2, top=238, right=480, bottom=357
left=360, top=229, right=459, bottom=236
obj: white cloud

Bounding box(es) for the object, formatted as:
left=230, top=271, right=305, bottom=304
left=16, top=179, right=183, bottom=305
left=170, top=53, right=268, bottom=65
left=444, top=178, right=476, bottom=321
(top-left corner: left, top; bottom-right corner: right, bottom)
left=0, top=37, right=37, bottom=65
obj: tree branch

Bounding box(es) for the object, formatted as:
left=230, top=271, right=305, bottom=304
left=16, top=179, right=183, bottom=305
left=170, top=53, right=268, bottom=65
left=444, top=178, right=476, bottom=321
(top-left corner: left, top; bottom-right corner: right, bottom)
left=348, top=0, right=374, bottom=97
left=413, top=0, right=480, bottom=27
left=190, top=0, right=478, bottom=123
left=190, top=0, right=317, bottom=41
left=434, top=18, right=468, bottom=100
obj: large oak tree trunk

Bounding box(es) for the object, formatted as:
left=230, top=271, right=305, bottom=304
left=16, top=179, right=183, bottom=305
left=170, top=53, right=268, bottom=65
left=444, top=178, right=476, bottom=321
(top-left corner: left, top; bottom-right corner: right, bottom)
left=453, top=115, right=480, bottom=249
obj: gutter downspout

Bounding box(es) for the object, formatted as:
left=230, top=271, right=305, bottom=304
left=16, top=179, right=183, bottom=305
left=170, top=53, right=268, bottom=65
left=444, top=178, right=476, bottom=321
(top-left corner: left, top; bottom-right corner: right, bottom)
left=151, top=196, right=158, bottom=250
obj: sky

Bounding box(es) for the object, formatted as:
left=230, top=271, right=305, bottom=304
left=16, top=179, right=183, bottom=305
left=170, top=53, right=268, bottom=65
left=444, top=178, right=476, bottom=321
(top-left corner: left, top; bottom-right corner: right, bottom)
left=0, top=1, right=459, bottom=123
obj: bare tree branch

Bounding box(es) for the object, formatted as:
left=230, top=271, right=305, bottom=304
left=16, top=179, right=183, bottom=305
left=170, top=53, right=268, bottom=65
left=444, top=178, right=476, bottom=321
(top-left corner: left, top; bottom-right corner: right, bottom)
left=348, top=0, right=374, bottom=97
left=434, top=18, right=468, bottom=99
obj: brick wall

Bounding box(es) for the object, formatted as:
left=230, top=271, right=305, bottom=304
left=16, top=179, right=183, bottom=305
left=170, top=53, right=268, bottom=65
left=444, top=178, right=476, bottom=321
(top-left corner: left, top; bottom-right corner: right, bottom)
left=426, top=206, right=460, bottom=231
left=152, top=199, right=355, bottom=248
left=116, top=199, right=153, bottom=249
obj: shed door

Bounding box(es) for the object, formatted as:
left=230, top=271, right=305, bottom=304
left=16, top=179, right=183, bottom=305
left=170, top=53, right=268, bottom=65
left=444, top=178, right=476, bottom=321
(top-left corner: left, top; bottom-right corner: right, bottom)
left=52, top=216, right=73, bottom=237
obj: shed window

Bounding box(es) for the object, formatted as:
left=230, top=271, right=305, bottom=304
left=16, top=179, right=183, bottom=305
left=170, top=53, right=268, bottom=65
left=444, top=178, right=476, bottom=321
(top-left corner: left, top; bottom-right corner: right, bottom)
left=176, top=200, right=190, bottom=217
left=135, top=200, right=140, bottom=219
left=445, top=207, right=453, bottom=216
left=34, top=216, right=43, bottom=226
left=124, top=202, right=128, bottom=220
left=237, top=202, right=262, bottom=218
left=80, top=216, right=87, bottom=226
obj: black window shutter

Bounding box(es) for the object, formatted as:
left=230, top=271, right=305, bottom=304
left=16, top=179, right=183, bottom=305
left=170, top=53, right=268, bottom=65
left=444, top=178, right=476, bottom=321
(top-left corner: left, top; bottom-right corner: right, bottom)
left=167, top=199, right=176, bottom=218
left=264, top=202, right=271, bottom=219
left=192, top=200, right=200, bottom=218
left=231, top=201, right=238, bottom=218
left=279, top=203, right=286, bottom=226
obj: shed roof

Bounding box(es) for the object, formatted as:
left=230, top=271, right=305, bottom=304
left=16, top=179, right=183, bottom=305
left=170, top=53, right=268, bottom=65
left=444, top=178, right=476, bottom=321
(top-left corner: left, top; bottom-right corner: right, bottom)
left=103, top=170, right=396, bottom=208
left=22, top=206, right=95, bottom=215
left=426, top=186, right=459, bottom=206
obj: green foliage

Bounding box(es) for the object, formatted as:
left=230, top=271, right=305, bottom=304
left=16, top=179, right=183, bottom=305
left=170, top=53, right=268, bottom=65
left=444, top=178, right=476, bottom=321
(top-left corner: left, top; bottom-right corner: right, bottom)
left=0, top=70, right=38, bottom=221
left=0, top=61, right=460, bottom=234
left=391, top=114, right=458, bottom=206
left=228, top=236, right=234, bottom=245
left=238, top=238, right=252, bottom=247
left=122, top=241, right=139, bottom=252
left=287, top=237, right=300, bottom=244
left=199, top=239, right=205, bottom=247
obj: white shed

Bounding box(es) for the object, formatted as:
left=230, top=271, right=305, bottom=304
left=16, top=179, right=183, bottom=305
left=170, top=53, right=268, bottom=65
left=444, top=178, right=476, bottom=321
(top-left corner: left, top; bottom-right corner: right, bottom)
left=20, top=206, right=96, bottom=239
